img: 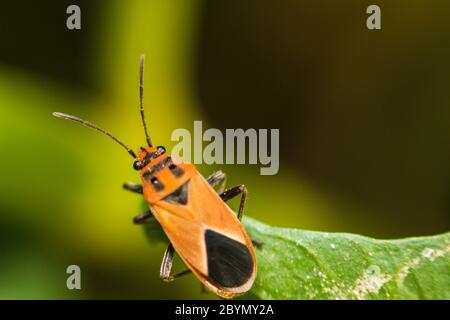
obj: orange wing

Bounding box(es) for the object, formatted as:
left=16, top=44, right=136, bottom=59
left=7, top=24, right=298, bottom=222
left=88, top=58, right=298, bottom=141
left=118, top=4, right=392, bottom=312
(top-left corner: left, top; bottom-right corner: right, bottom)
left=142, top=163, right=256, bottom=297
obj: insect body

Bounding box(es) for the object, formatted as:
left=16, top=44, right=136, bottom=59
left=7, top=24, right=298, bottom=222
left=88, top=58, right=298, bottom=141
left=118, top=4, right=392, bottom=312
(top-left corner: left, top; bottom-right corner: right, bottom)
left=53, top=55, right=256, bottom=298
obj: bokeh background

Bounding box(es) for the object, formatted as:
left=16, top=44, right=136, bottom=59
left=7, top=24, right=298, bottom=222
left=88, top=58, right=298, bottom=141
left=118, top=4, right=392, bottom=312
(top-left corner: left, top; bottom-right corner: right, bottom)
left=0, top=0, right=449, bottom=299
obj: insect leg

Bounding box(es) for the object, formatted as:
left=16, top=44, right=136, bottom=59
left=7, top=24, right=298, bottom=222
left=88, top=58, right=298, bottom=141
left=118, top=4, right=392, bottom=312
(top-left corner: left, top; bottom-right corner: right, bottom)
left=220, top=185, right=247, bottom=221
left=206, top=170, right=227, bottom=194
left=160, top=243, right=191, bottom=282
left=221, top=185, right=264, bottom=248
left=133, top=209, right=156, bottom=224
left=123, top=182, right=143, bottom=194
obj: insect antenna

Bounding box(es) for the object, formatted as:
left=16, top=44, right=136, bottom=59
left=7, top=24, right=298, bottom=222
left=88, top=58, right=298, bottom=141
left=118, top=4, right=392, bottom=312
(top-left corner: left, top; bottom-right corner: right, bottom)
left=53, top=112, right=137, bottom=158
left=139, top=54, right=152, bottom=147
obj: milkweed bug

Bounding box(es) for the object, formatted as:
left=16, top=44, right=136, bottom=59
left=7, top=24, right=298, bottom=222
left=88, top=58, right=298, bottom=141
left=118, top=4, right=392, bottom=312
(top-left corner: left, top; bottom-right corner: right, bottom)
left=53, top=55, right=257, bottom=298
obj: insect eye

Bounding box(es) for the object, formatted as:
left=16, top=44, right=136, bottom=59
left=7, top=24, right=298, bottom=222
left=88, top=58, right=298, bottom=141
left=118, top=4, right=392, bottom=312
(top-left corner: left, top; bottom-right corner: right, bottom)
left=133, top=160, right=143, bottom=170
left=157, top=146, right=166, bottom=154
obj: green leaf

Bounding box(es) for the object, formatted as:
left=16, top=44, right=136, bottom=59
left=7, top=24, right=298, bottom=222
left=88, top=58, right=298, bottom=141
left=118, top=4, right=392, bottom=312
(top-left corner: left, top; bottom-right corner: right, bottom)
left=139, top=196, right=449, bottom=300
left=243, top=217, right=450, bottom=300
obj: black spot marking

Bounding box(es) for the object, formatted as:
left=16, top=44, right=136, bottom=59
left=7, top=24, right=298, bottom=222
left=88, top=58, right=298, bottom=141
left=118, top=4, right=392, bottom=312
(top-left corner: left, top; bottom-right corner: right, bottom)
left=205, top=229, right=253, bottom=288
left=169, top=163, right=184, bottom=178
left=150, top=177, right=164, bottom=192
left=143, top=172, right=164, bottom=192
left=142, top=170, right=151, bottom=180
left=162, top=181, right=189, bottom=205
left=146, top=157, right=172, bottom=176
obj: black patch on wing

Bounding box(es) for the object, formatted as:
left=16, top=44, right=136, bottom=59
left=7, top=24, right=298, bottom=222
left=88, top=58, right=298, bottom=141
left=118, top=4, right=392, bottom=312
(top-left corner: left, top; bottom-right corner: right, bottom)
left=162, top=181, right=189, bottom=205
left=205, top=229, right=253, bottom=288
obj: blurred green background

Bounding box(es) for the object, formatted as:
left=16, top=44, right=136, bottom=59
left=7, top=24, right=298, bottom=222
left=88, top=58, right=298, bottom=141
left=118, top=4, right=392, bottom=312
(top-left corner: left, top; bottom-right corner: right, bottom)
left=0, top=0, right=449, bottom=299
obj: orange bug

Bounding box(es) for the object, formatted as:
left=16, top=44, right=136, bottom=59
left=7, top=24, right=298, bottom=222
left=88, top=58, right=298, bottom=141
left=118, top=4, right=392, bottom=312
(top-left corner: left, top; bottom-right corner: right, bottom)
left=53, top=55, right=257, bottom=298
